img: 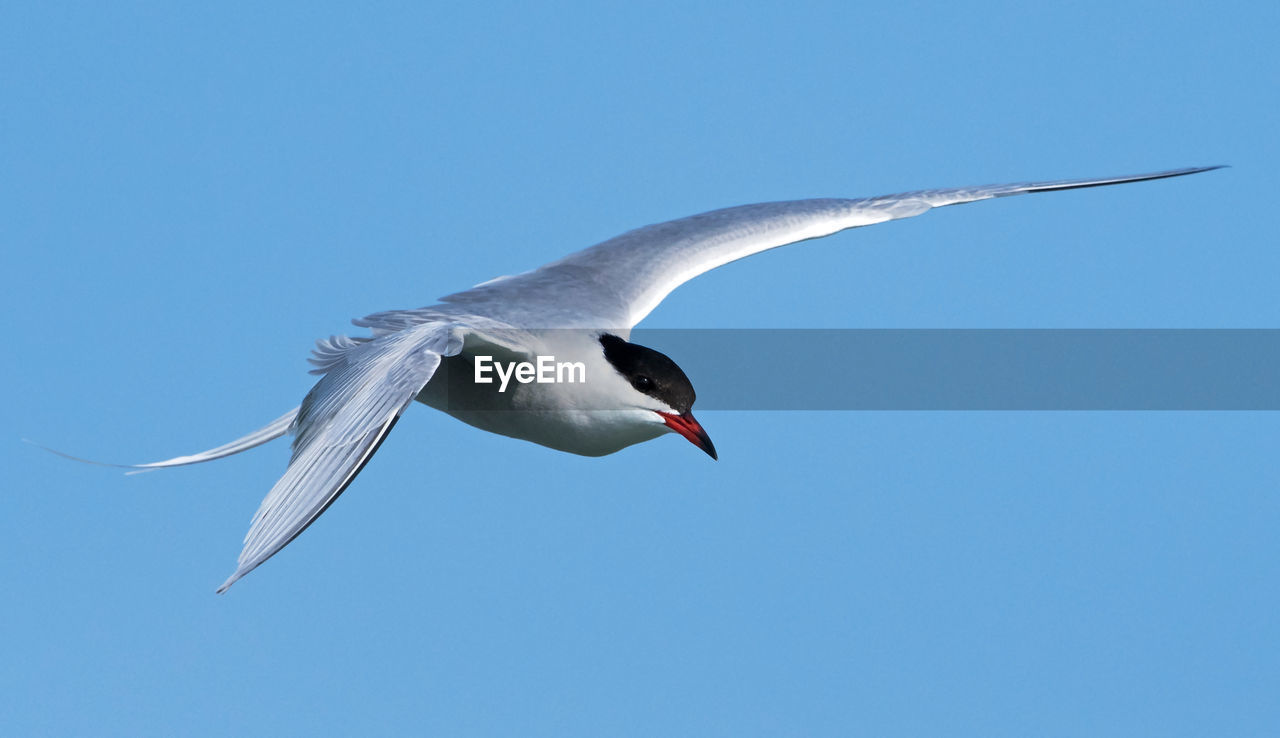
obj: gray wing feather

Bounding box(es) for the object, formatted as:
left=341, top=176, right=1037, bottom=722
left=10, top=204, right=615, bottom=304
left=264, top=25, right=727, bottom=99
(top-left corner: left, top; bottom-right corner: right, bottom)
left=217, top=320, right=462, bottom=592
left=441, top=166, right=1223, bottom=328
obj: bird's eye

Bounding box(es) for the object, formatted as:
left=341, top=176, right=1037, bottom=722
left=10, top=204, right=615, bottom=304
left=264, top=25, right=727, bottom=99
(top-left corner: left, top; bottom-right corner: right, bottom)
left=633, top=376, right=653, bottom=391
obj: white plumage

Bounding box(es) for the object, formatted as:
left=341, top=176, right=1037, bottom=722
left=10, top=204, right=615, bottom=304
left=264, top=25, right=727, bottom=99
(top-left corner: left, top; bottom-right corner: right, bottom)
left=71, top=166, right=1222, bottom=591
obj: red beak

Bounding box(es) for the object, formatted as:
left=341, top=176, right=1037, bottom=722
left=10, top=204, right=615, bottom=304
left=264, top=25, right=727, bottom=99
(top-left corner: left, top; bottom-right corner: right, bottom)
left=657, top=410, right=717, bottom=460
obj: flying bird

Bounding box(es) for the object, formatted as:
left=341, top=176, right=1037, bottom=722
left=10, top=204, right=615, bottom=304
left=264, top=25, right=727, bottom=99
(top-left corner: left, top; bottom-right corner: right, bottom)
left=66, top=166, right=1222, bottom=591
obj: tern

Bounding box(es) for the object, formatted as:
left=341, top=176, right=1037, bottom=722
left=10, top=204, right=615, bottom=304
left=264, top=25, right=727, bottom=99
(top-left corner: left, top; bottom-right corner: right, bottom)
left=66, top=166, right=1222, bottom=591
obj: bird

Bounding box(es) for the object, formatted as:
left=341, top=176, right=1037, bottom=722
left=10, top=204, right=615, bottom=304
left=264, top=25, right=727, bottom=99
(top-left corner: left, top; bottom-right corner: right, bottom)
left=61, top=165, right=1223, bottom=591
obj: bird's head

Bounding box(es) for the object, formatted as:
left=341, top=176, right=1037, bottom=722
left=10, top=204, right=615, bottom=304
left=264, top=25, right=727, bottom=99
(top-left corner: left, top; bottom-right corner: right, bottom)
left=598, top=333, right=716, bottom=460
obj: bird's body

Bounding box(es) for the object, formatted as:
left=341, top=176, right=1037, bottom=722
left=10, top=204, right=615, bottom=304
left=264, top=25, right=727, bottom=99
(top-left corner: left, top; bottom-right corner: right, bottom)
left=413, top=326, right=669, bottom=457
left=66, top=165, right=1222, bottom=591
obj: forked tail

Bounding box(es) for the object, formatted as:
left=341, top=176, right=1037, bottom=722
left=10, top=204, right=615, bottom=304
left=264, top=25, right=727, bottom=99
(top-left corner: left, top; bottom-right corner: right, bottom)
left=29, top=408, right=299, bottom=474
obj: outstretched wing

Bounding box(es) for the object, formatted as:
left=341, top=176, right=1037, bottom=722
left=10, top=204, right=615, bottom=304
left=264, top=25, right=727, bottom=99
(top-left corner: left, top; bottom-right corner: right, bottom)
left=217, top=320, right=462, bottom=592
left=440, top=166, right=1223, bottom=329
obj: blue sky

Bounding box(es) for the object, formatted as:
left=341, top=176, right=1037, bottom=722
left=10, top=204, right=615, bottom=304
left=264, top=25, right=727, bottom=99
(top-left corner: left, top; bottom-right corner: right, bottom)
left=4, top=2, right=1277, bottom=735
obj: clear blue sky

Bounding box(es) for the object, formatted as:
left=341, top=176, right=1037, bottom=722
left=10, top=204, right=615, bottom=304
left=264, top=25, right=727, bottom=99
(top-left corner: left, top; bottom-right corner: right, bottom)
left=4, top=2, right=1276, bottom=735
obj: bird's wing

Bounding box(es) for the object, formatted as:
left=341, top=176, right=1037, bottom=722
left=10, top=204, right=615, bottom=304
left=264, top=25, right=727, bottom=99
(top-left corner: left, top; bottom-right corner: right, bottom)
left=439, top=166, right=1222, bottom=329
left=217, top=319, right=463, bottom=593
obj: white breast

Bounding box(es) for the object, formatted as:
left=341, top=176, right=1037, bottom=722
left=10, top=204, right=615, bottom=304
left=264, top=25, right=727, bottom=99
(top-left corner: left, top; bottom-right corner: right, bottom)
left=414, top=331, right=668, bottom=456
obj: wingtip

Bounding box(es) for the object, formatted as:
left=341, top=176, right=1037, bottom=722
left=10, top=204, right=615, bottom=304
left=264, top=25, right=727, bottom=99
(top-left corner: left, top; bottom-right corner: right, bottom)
left=1157, top=164, right=1227, bottom=175
left=215, top=571, right=244, bottom=594
left=1019, top=164, right=1229, bottom=196
left=1141, top=164, right=1229, bottom=179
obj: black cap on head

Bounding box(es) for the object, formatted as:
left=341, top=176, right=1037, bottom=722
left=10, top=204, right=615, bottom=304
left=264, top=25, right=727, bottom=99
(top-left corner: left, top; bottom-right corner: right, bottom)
left=598, top=333, right=696, bottom=413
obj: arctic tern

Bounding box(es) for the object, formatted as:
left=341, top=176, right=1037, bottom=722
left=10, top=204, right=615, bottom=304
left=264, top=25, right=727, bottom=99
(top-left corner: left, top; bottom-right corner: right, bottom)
left=67, top=165, right=1222, bottom=591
